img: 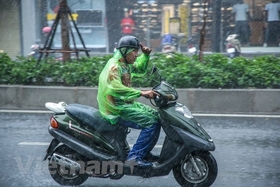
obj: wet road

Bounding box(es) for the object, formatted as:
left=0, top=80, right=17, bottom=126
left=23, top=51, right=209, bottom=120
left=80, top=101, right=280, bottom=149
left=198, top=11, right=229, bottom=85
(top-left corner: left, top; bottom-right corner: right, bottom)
left=0, top=112, right=279, bottom=187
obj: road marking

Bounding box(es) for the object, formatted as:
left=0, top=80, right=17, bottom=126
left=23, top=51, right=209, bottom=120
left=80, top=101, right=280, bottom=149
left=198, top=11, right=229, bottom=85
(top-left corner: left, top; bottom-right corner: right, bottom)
left=192, top=113, right=280, bottom=118
left=18, top=142, right=163, bottom=148
left=18, top=142, right=49, bottom=146
left=1, top=110, right=280, bottom=118
left=0, top=110, right=53, bottom=114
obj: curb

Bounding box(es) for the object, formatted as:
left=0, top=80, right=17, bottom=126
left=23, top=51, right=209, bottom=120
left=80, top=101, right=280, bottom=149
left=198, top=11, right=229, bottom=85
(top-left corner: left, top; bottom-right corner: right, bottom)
left=1, top=85, right=280, bottom=115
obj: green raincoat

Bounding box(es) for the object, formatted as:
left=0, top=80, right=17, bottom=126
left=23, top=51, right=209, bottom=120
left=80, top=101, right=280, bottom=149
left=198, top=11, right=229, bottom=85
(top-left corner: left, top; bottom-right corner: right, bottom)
left=97, top=49, right=159, bottom=128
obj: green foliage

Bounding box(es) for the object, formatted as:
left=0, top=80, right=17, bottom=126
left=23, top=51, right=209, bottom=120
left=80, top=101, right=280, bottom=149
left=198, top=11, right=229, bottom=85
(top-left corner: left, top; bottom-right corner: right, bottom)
left=0, top=53, right=14, bottom=83
left=0, top=52, right=279, bottom=88
left=239, top=55, right=280, bottom=88
left=61, top=55, right=110, bottom=86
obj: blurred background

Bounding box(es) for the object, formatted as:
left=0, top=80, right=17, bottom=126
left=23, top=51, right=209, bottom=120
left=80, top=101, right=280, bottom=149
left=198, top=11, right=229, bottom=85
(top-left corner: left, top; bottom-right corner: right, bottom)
left=0, top=0, right=278, bottom=59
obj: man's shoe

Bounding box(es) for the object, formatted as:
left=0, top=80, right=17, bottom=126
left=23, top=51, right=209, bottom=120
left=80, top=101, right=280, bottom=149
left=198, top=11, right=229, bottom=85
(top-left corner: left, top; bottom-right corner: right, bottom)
left=144, top=152, right=159, bottom=162
left=126, top=157, right=152, bottom=168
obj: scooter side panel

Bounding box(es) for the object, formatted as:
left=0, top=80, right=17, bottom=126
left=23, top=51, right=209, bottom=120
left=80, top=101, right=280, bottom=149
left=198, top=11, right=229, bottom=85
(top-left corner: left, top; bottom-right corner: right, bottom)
left=53, top=114, right=118, bottom=155
left=157, top=136, right=186, bottom=164
left=159, top=104, right=212, bottom=141
left=48, top=126, right=117, bottom=160
left=157, top=103, right=215, bottom=152
left=172, top=125, right=215, bottom=151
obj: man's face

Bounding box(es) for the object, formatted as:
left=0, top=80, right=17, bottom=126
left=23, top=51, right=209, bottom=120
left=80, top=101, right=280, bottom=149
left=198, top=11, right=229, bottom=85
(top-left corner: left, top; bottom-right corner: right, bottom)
left=125, top=49, right=139, bottom=64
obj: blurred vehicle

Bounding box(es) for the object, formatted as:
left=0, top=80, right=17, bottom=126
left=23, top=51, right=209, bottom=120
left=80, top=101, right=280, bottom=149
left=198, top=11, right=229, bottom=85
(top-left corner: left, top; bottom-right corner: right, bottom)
left=161, top=34, right=177, bottom=54
left=187, top=35, right=199, bottom=55
left=27, top=44, right=40, bottom=60
left=225, top=34, right=241, bottom=58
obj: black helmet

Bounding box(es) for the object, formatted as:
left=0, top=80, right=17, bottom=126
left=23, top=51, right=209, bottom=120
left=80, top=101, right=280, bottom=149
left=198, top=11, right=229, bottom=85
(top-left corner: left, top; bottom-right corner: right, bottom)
left=117, top=35, right=140, bottom=50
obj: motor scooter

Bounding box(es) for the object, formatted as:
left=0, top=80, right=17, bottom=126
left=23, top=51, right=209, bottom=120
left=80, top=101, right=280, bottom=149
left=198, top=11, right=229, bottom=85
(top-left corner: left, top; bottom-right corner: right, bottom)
left=225, top=34, right=241, bottom=58
left=187, top=35, right=199, bottom=55
left=161, top=34, right=177, bottom=55
left=28, top=44, right=40, bottom=60
left=43, top=65, right=218, bottom=187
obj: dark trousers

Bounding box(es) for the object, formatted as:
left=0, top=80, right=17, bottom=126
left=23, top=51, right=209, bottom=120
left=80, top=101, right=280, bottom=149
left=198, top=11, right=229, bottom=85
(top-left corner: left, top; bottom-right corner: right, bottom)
left=235, top=21, right=250, bottom=44
left=264, top=21, right=280, bottom=44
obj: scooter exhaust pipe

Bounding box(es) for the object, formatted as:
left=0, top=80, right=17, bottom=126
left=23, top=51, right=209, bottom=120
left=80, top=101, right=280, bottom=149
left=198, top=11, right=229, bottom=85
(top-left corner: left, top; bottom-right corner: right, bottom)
left=48, top=126, right=117, bottom=161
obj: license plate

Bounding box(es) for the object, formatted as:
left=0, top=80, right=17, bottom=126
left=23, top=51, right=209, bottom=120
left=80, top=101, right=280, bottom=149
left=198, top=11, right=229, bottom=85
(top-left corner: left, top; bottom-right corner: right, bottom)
left=188, top=47, right=197, bottom=53
left=164, top=46, right=171, bottom=50
left=227, top=48, right=235, bottom=53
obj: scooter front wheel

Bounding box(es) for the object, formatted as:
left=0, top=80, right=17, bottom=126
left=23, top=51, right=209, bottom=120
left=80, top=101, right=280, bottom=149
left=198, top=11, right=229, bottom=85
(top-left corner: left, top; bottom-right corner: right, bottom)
left=173, top=151, right=218, bottom=187
left=48, top=145, right=88, bottom=186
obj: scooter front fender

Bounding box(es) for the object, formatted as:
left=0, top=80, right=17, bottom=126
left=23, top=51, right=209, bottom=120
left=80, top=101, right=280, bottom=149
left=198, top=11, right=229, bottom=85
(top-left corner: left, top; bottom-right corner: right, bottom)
left=172, top=125, right=215, bottom=151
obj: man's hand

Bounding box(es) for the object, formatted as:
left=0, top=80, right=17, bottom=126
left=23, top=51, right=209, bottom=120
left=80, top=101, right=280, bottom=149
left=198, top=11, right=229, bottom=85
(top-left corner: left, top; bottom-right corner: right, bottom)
left=140, top=90, right=158, bottom=99
left=140, top=43, right=152, bottom=55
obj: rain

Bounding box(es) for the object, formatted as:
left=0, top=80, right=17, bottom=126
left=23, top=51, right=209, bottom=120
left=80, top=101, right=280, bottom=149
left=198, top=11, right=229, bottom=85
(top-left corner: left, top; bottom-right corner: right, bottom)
left=0, top=0, right=280, bottom=187
left=1, top=0, right=279, bottom=59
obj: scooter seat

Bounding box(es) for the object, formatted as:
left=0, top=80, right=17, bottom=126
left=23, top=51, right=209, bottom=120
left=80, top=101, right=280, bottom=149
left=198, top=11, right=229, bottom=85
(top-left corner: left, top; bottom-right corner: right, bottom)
left=66, top=103, right=123, bottom=132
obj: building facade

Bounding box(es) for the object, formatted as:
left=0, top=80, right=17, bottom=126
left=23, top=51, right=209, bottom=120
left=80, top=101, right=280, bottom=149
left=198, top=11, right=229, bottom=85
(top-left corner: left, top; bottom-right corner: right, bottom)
left=0, top=0, right=276, bottom=59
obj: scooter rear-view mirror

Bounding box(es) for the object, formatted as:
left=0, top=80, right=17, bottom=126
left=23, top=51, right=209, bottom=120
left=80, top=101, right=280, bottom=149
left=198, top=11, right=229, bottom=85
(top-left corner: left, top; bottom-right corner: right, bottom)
left=150, top=65, right=162, bottom=82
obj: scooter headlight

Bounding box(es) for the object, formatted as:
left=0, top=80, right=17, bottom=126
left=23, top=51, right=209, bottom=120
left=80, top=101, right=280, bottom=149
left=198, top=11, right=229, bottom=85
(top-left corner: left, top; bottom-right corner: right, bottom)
left=175, top=105, right=193, bottom=118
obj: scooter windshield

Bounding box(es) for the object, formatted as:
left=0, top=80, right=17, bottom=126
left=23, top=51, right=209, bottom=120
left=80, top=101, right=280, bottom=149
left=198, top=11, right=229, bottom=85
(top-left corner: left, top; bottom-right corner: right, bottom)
left=153, top=81, right=178, bottom=101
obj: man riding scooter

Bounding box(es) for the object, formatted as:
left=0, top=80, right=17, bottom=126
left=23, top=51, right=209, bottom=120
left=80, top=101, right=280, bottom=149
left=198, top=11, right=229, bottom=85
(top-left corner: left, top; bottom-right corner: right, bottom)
left=44, top=36, right=218, bottom=186
left=97, top=35, right=161, bottom=167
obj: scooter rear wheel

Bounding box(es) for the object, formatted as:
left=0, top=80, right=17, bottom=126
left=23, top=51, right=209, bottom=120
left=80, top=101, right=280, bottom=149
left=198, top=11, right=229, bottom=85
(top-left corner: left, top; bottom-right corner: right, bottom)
left=48, top=145, right=88, bottom=186
left=173, top=151, right=218, bottom=187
